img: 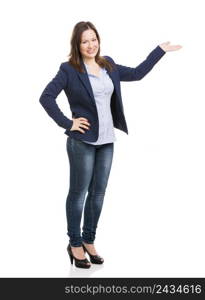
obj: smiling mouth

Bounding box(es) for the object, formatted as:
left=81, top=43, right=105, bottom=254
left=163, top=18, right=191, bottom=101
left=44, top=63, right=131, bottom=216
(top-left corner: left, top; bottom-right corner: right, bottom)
left=87, top=49, right=96, bottom=53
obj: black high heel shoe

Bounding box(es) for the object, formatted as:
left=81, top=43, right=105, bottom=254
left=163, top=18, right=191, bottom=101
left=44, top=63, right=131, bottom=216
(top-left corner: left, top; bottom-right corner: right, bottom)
left=67, top=244, right=91, bottom=268
left=82, top=243, right=104, bottom=264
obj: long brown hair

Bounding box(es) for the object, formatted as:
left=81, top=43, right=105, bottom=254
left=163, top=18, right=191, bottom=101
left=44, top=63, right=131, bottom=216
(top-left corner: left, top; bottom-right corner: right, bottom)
left=67, top=21, right=114, bottom=73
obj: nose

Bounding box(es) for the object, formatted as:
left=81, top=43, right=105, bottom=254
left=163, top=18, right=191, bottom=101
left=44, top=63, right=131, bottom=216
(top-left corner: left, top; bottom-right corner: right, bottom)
left=88, top=41, right=95, bottom=47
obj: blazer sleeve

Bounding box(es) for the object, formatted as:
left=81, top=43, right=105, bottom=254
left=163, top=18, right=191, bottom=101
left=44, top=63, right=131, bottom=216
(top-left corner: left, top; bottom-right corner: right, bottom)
left=108, top=45, right=166, bottom=81
left=39, top=63, right=73, bottom=130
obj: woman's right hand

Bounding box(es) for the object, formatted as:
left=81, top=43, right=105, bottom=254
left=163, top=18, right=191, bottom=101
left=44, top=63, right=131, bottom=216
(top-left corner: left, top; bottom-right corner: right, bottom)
left=70, top=117, right=91, bottom=133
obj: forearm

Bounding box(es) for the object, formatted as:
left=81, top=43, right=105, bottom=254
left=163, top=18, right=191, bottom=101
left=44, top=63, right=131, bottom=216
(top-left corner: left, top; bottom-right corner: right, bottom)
left=116, top=45, right=166, bottom=81
left=39, top=93, right=73, bottom=130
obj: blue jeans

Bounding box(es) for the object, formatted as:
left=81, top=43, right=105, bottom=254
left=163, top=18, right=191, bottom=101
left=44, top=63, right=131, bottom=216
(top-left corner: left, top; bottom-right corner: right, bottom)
left=66, top=137, right=114, bottom=247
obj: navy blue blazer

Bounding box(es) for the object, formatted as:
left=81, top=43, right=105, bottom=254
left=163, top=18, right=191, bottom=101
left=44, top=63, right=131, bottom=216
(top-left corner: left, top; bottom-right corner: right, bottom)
left=39, top=45, right=166, bottom=142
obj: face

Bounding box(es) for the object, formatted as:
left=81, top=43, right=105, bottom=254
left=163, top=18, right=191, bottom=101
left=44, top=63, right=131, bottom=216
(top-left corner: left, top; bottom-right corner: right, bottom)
left=79, top=29, right=99, bottom=60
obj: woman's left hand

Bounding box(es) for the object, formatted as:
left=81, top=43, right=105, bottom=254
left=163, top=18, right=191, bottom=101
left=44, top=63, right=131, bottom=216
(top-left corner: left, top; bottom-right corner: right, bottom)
left=159, top=41, right=183, bottom=52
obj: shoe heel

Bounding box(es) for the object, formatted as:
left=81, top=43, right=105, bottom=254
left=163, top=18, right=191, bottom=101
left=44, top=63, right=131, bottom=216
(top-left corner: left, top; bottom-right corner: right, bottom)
left=67, top=244, right=91, bottom=268
left=67, top=244, right=74, bottom=265
left=68, top=252, right=73, bottom=265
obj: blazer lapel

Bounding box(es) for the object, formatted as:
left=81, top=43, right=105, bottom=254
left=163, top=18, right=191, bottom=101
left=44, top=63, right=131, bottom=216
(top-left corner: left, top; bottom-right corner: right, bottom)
left=77, top=60, right=96, bottom=106
left=76, top=58, right=120, bottom=106
left=106, top=68, right=120, bottom=98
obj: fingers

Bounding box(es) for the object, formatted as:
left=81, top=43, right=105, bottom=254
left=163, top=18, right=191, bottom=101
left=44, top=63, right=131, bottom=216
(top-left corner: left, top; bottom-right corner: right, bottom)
left=79, top=117, right=88, bottom=121
left=76, top=117, right=91, bottom=133
left=78, top=124, right=90, bottom=133
left=80, top=124, right=90, bottom=130
left=79, top=118, right=90, bottom=126
left=80, top=119, right=90, bottom=126
left=78, top=128, right=86, bottom=134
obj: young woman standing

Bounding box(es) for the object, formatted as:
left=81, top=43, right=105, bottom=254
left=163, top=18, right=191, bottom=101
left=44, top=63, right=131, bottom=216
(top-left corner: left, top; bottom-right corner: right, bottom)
left=39, top=21, right=182, bottom=268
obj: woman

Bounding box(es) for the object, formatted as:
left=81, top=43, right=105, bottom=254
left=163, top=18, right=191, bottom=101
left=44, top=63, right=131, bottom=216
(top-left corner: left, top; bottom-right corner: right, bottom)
left=39, top=21, right=182, bottom=268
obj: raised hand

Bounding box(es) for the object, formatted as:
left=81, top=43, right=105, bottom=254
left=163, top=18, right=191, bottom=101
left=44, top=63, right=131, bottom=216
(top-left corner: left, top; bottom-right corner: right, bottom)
left=159, top=41, right=183, bottom=52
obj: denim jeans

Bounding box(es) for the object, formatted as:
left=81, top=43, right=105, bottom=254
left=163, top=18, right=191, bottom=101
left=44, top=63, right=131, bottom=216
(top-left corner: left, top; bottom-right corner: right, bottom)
left=66, top=137, right=114, bottom=247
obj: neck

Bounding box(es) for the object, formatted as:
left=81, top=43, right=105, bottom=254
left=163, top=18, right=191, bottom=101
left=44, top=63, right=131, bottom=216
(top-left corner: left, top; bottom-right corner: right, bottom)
left=82, top=57, right=97, bottom=66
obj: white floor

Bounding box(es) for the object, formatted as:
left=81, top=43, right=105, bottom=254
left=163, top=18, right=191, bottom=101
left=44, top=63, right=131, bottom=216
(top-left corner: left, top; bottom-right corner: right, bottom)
left=1, top=199, right=205, bottom=278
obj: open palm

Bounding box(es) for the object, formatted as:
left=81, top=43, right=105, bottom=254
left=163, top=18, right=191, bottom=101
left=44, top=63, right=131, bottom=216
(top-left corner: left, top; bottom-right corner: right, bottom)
left=159, top=41, right=183, bottom=52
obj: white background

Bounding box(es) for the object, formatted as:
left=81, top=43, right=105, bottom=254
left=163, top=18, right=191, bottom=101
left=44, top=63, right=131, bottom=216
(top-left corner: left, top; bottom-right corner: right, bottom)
left=0, top=0, right=204, bottom=277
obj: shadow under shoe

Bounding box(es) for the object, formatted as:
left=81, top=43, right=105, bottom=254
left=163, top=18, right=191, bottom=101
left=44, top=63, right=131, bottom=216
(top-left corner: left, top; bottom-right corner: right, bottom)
left=67, top=244, right=91, bottom=268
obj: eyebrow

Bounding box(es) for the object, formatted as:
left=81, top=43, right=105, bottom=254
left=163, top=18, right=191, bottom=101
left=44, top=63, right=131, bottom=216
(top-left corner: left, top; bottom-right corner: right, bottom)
left=81, top=37, right=97, bottom=42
